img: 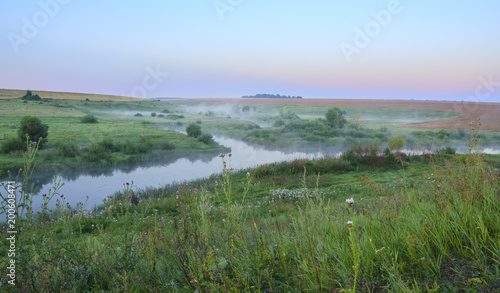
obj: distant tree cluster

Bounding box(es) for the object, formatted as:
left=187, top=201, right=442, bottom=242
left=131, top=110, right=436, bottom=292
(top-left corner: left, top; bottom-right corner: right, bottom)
left=21, top=90, right=41, bottom=101
left=242, top=94, right=302, bottom=99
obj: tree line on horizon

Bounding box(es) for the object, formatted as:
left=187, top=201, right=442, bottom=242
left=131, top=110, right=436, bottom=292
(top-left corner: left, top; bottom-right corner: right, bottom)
left=242, top=94, right=302, bottom=99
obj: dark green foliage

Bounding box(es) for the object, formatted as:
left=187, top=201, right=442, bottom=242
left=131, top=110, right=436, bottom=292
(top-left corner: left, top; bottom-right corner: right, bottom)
left=325, top=107, right=346, bottom=128
left=1, top=137, right=25, bottom=153
left=155, top=141, right=175, bottom=151
left=59, top=143, right=79, bottom=158
left=166, top=114, right=184, bottom=120
left=161, top=109, right=171, bottom=113
left=80, top=114, right=98, bottom=123
left=151, top=112, right=157, bottom=117
left=21, top=90, right=41, bottom=101
left=196, top=120, right=202, bottom=125
left=157, top=114, right=165, bottom=118
left=198, top=133, right=214, bottom=145
left=242, top=105, right=250, bottom=112
left=186, top=123, right=202, bottom=138
left=437, top=146, right=456, bottom=156
left=272, top=118, right=285, bottom=127
left=17, top=116, right=49, bottom=147
left=457, top=127, right=466, bottom=138
left=134, top=113, right=143, bottom=117
left=120, top=138, right=152, bottom=155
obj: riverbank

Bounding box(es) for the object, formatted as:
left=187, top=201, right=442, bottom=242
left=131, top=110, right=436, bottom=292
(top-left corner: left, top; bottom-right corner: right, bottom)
left=0, top=96, right=228, bottom=175
left=1, top=148, right=498, bottom=292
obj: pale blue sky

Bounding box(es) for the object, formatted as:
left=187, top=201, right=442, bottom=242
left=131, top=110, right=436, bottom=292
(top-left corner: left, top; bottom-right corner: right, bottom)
left=1, top=1, right=499, bottom=102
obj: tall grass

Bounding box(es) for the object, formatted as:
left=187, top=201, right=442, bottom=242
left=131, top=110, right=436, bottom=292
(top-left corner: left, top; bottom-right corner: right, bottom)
left=0, top=123, right=499, bottom=292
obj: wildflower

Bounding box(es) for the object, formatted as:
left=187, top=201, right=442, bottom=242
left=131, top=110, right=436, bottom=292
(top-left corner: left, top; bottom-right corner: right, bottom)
left=29, top=147, right=32, bottom=150
left=135, top=212, right=138, bottom=215
left=219, top=153, right=225, bottom=158
left=228, top=153, right=232, bottom=157
left=128, top=196, right=132, bottom=199
left=159, top=218, right=163, bottom=222
left=60, top=194, right=64, bottom=198
left=32, top=142, right=36, bottom=145
left=126, top=182, right=129, bottom=185
left=347, top=221, right=353, bottom=228
left=109, top=195, right=113, bottom=199
left=74, top=209, right=77, bottom=212
left=346, top=198, right=354, bottom=207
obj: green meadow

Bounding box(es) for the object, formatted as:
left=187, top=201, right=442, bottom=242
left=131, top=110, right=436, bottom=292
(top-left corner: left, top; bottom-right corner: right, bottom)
left=0, top=91, right=499, bottom=292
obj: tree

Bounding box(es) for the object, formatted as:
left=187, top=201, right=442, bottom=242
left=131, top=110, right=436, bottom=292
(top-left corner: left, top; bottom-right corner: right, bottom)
left=388, top=135, right=404, bottom=153
left=21, top=90, right=41, bottom=101
left=198, top=133, right=214, bottom=144
left=186, top=123, right=202, bottom=138
left=17, top=116, right=49, bottom=147
left=242, top=105, right=250, bottom=112
left=325, top=107, right=346, bottom=128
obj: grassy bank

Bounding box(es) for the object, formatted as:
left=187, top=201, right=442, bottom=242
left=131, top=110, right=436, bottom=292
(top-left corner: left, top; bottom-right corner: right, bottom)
left=0, top=97, right=228, bottom=175
left=1, top=128, right=498, bottom=291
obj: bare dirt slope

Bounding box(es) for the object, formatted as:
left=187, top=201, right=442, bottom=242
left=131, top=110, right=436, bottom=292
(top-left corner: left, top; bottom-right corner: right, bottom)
left=166, top=98, right=500, bottom=131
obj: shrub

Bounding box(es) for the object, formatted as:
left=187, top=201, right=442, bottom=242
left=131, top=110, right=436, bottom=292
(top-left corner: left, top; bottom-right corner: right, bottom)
left=1, top=137, right=25, bottom=154
left=196, top=120, right=202, bottom=125
left=157, top=114, right=165, bottom=118
left=134, top=113, right=143, bottom=117
left=186, top=123, right=202, bottom=138
left=155, top=141, right=175, bottom=151
left=198, top=133, right=214, bottom=144
left=272, top=118, right=285, bottom=127
left=97, top=138, right=118, bottom=152
left=80, top=114, right=98, bottom=123
left=166, top=114, right=184, bottom=120
left=83, top=144, right=110, bottom=163
left=242, top=105, right=250, bottom=112
left=253, top=164, right=271, bottom=178
left=151, top=112, right=157, bottom=117
left=17, top=116, right=49, bottom=147
left=59, top=143, right=79, bottom=157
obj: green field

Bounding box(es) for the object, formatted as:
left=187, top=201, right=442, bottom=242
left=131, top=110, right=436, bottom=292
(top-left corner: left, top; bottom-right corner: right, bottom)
left=1, top=91, right=499, bottom=292
left=0, top=97, right=229, bottom=175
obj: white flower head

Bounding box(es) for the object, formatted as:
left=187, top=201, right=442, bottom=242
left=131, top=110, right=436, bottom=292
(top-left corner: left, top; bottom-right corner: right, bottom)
left=347, top=221, right=353, bottom=228
left=346, top=198, right=354, bottom=206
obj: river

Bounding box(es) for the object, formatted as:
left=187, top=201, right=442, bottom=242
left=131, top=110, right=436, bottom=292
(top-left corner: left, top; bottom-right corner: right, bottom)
left=1, top=136, right=498, bottom=215
left=1, top=136, right=341, bottom=214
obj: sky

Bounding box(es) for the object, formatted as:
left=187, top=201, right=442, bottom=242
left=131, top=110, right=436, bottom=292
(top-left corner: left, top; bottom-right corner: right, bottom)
left=1, top=0, right=500, bottom=102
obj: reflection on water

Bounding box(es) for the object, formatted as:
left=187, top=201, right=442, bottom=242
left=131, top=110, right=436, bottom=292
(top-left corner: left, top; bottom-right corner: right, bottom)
left=1, top=136, right=498, bottom=214
left=1, top=137, right=341, bottom=213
